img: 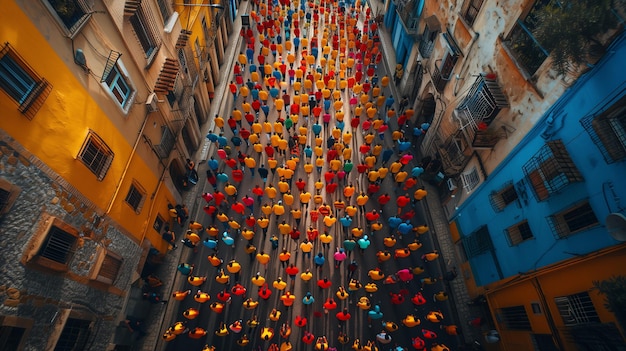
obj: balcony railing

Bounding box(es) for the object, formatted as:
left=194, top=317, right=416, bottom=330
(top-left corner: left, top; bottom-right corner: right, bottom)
left=395, top=0, right=423, bottom=37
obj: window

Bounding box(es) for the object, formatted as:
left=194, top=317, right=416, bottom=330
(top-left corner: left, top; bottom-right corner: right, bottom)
left=418, top=15, right=440, bottom=58
left=129, top=3, right=161, bottom=60
left=125, top=181, right=146, bottom=213
left=580, top=95, right=626, bottom=164
left=154, top=125, right=175, bottom=159
left=153, top=214, right=165, bottom=232
left=0, top=43, right=52, bottom=119
left=43, top=0, right=91, bottom=35
left=554, top=292, right=600, bottom=326
left=462, top=0, right=485, bottom=26
left=55, top=317, right=91, bottom=351
left=523, top=140, right=583, bottom=201
left=156, top=0, right=173, bottom=24
left=78, top=130, right=114, bottom=181
left=531, top=302, right=542, bottom=315
left=463, top=225, right=494, bottom=259
left=0, top=178, right=21, bottom=215
left=22, top=216, right=79, bottom=272
left=461, top=166, right=480, bottom=193
left=91, top=250, right=122, bottom=285
left=489, top=182, right=518, bottom=212
left=0, top=316, right=32, bottom=351
left=455, top=74, right=508, bottom=131
left=506, top=220, right=534, bottom=246
left=547, top=201, right=598, bottom=239
left=498, top=305, right=531, bottom=330
left=178, top=49, right=188, bottom=75
left=104, top=62, right=134, bottom=109
left=504, top=0, right=551, bottom=76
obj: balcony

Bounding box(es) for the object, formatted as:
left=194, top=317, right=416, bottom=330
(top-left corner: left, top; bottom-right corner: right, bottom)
left=438, top=130, right=473, bottom=176
left=395, top=0, right=425, bottom=37
left=454, top=73, right=508, bottom=131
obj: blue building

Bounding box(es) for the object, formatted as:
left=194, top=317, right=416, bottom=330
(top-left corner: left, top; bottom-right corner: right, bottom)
left=454, top=31, right=626, bottom=287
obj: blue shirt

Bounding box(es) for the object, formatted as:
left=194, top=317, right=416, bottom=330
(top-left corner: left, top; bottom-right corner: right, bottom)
left=314, top=254, right=325, bottom=266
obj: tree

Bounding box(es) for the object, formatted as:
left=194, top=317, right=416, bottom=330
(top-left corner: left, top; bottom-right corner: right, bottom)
left=593, top=275, right=626, bottom=333
left=532, top=0, right=619, bottom=76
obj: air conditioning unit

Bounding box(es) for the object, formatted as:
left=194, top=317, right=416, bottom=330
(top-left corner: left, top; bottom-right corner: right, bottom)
left=146, top=92, right=158, bottom=113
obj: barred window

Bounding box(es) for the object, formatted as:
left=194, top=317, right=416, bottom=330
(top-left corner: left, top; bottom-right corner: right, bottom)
left=498, top=305, right=531, bottom=330
left=0, top=42, right=52, bottom=119
left=489, top=182, right=518, bottom=212
left=125, top=181, right=146, bottom=213
left=580, top=95, right=626, bottom=164
left=461, top=166, right=480, bottom=193
left=523, top=140, right=583, bottom=201
left=0, top=178, right=21, bottom=215
left=506, top=220, right=533, bottom=246
left=43, top=0, right=91, bottom=36
left=55, top=318, right=91, bottom=350
left=129, top=2, right=161, bottom=60
left=547, top=201, right=598, bottom=239
left=462, top=0, right=485, bottom=26
left=77, top=130, right=114, bottom=181
left=93, top=252, right=122, bottom=285
left=463, top=225, right=494, bottom=259
left=554, top=292, right=600, bottom=326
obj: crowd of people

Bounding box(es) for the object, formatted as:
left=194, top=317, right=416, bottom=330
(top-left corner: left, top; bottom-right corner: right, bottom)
left=159, top=0, right=459, bottom=349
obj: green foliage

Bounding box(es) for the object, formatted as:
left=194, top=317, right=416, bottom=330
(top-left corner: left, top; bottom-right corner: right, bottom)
left=532, top=0, right=617, bottom=76
left=593, top=275, right=626, bottom=332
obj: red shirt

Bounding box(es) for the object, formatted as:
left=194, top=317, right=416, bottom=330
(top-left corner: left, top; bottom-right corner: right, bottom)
left=378, top=194, right=391, bottom=205
left=295, top=179, right=306, bottom=191
left=365, top=211, right=380, bottom=222
left=336, top=310, right=351, bottom=321
left=232, top=169, right=244, bottom=182
left=356, top=163, right=369, bottom=174
left=396, top=195, right=410, bottom=208
left=317, top=278, right=332, bottom=289
left=285, top=265, right=299, bottom=277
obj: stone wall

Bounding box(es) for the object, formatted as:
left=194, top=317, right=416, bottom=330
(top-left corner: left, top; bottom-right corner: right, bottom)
left=0, top=133, right=143, bottom=350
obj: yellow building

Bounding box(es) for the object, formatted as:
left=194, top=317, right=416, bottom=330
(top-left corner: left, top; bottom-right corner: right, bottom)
left=484, top=244, right=626, bottom=350
left=0, top=0, right=231, bottom=348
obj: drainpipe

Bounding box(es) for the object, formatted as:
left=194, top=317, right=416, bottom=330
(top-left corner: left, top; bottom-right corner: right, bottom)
left=531, top=277, right=566, bottom=350
left=140, top=163, right=170, bottom=245
left=105, top=110, right=152, bottom=215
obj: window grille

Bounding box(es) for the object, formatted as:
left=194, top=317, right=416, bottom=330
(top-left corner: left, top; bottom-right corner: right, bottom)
left=0, top=43, right=52, bottom=119
left=463, top=225, right=493, bottom=259
left=505, top=220, right=533, bottom=246
left=154, top=125, right=175, bottom=159
left=38, top=226, right=76, bottom=265
left=489, top=182, right=518, bottom=212
left=55, top=318, right=91, bottom=351
left=129, top=3, right=162, bottom=59
left=554, top=292, right=600, bottom=326
left=461, top=167, right=480, bottom=193
left=547, top=201, right=598, bottom=239
left=498, top=305, right=531, bottom=330
left=0, top=326, right=26, bottom=350
left=580, top=97, right=626, bottom=164
left=462, top=0, right=485, bottom=26
left=78, top=131, right=114, bottom=181
left=125, top=182, right=146, bottom=213
left=522, top=140, right=583, bottom=201
left=156, top=0, right=172, bottom=24
left=455, top=74, right=508, bottom=131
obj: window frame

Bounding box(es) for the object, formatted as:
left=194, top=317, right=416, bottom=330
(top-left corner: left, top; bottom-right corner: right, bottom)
left=77, top=130, right=114, bottom=181
left=21, top=215, right=79, bottom=273
left=129, top=2, right=161, bottom=62
left=124, top=180, right=147, bottom=213
left=0, top=178, right=21, bottom=216
left=53, top=316, right=92, bottom=351
left=102, top=59, right=135, bottom=112
left=489, top=182, right=518, bottom=212
left=41, top=0, right=92, bottom=37
left=547, top=200, right=598, bottom=239
left=503, top=0, right=551, bottom=77
left=505, top=220, right=534, bottom=246
left=523, top=140, right=583, bottom=201
left=554, top=291, right=600, bottom=326
left=89, top=247, right=123, bottom=285
left=461, top=166, right=480, bottom=193
left=0, top=42, right=52, bottom=119
left=0, top=316, right=33, bottom=351
left=580, top=95, right=626, bottom=164
left=461, top=0, right=485, bottom=26
left=498, top=305, right=532, bottom=330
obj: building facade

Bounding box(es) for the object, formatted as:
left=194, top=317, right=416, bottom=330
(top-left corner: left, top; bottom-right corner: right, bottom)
left=0, top=0, right=230, bottom=349
left=383, top=0, right=626, bottom=349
